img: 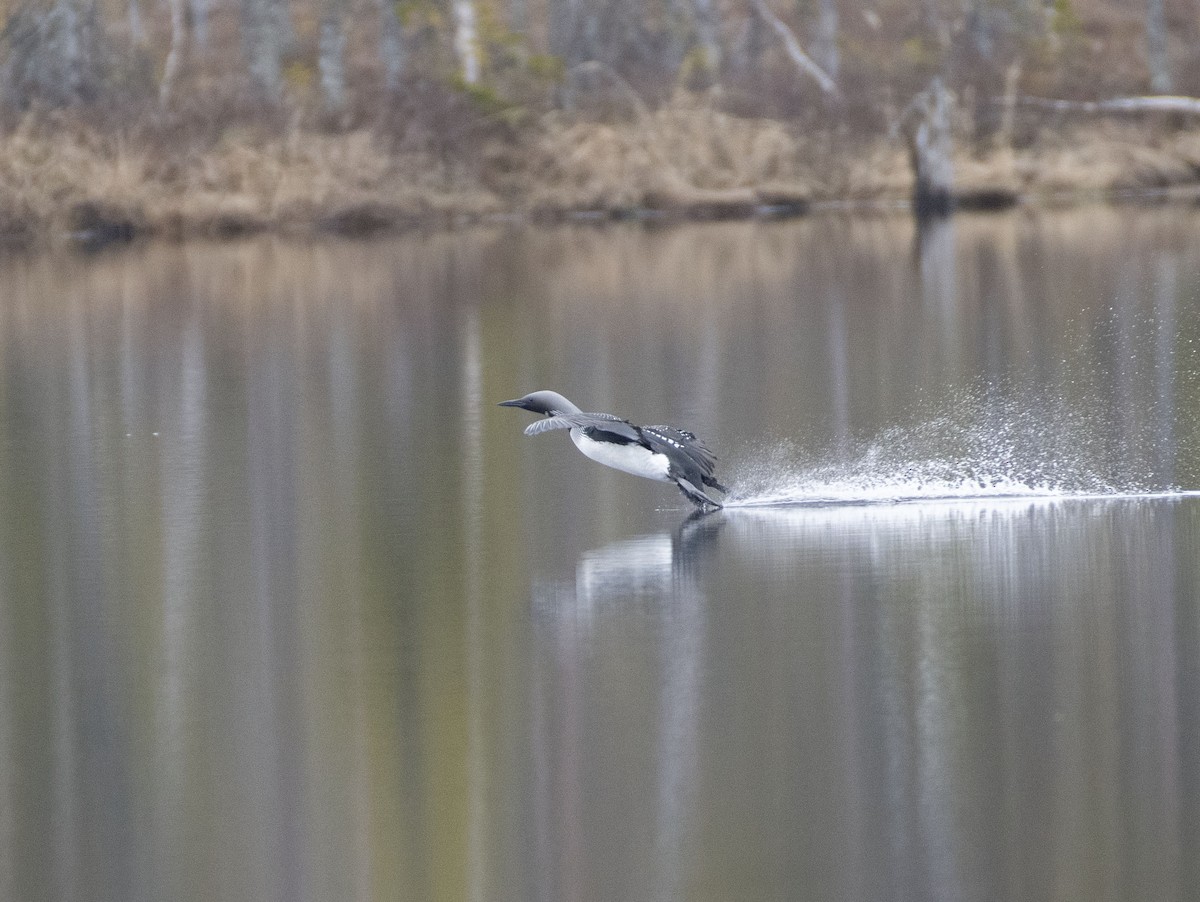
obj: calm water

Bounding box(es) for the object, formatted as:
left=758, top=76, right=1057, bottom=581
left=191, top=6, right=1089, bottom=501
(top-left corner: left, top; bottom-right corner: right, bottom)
left=1, top=209, right=1199, bottom=902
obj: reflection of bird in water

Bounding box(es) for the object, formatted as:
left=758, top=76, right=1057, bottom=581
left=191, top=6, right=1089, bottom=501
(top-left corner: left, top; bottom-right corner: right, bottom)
left=673, top=508, right=727, bottom=579
left=499, top=390, right=727, bottom=510
left=528, top=513, right=724, bottom=901
left=536, top=513, right=726, bottom=620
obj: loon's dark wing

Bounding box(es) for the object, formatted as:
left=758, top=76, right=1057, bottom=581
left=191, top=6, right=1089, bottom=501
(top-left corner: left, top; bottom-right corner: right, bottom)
left=640, top=425, right=721, bottom=482
left=524, top=412, right=642, bottom=444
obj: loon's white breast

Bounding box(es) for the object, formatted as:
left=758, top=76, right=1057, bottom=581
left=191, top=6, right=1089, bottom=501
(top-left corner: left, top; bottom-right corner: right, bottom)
left=570, top=427, right=672, bottom=482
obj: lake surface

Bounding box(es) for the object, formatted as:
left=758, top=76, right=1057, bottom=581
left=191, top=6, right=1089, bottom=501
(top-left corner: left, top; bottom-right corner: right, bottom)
left=1, top=208, right=1199, bottom=902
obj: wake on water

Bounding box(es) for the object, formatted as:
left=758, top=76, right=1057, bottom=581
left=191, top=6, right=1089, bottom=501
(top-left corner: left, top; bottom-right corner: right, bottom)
left=718, top=385, right=1199, bottom=510
left=723, top=477, right=1200, bottom=510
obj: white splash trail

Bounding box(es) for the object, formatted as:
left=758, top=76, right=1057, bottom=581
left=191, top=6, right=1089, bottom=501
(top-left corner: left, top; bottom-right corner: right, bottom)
left=724, top=483, right=1200, bottom=510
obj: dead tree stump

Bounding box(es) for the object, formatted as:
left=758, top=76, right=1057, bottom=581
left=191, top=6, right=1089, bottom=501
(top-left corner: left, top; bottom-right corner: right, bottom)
left=907, top=77, right=955, bottom=218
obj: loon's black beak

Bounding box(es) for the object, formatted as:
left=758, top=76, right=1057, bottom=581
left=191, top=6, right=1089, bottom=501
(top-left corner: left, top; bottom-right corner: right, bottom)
left=498, top=398, right=528, bottom=410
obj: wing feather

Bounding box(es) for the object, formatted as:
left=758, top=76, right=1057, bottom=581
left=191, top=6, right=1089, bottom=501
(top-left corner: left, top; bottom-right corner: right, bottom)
left=523, top=416, right=573, bottom=436
left=640, top=425, right=719, bottom=477
left=524, top=413, right=641, bottom=443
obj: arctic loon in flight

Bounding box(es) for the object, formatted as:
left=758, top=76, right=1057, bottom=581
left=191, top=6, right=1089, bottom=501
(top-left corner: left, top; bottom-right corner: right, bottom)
left=499, top=390, right=727, bottom=509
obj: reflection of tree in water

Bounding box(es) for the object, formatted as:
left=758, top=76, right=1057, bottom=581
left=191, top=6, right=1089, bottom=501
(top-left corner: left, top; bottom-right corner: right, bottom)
left=916, top=215, right=958, bottom=347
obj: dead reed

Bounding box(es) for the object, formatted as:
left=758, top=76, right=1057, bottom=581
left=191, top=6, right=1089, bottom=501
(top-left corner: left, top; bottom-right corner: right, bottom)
left=3, top=105, right=1200, bottom=248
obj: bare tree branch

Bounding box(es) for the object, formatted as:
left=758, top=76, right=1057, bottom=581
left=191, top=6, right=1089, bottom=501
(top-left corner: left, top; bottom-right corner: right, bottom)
left=561, top=60, right=652, bottom=119
left=159, top=0, right=186, bottom=105
left=749, top=0, right=839, bottom=97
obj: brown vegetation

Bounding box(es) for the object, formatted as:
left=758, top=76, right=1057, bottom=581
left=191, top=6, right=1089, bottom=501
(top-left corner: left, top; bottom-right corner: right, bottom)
left=2, top=0, right=1200, bottom=246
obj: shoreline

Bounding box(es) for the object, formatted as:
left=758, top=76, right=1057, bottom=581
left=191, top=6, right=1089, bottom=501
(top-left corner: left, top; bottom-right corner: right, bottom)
left=9, top=179, right=1200, bottom=254
left=35, top=185, right=1200, bottom=253
left=4, top=115, right=1200, bottom=251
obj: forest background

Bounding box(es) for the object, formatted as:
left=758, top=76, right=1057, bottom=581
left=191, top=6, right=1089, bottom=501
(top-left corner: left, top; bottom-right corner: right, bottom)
left=1, top=0, right=1198, bottom=244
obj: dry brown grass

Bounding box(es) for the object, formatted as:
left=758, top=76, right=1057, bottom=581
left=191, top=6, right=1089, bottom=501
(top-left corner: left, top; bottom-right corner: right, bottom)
left=529, top=98, right=814, bottom=213
left=3, top=103, right=1200, bottom=248
left=0, top=115, right=507, bottom=244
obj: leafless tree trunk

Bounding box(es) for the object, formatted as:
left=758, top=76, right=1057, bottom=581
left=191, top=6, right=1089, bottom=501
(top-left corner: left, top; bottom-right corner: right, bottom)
left=453, top=0, right=480, bottom=85
left=56, top=0, right=88, bottom=100
left=190, top=0, right=211, bottom=50
left=549, top=0, right=585, bottom=68
left=727, top=12, right=766, bottom=79
left=812, top=0, right=839, bottom=84
left=922, top=0, right=950, bottom=49
left=692, top=0, right=722, bottom=80
left=377, top=0, right=406, bottom=91
left=160, top=0, right=187, bottom=105
left=1146, top=0, right=1172, bottom=93
left=908, top=77, right=955, bottom=218
left=50, top=0, right=102, bottom=103
left=127, top=0, right=144, bottom=44
left=243, top=0, right=284, bottom=102
left=318, top=0, right=346, bottom=114
left=509, top=0, right=527, bottom=35
left=996, top=62, right=1020, bottom=149
left=964, top=0, right=993, bottom=61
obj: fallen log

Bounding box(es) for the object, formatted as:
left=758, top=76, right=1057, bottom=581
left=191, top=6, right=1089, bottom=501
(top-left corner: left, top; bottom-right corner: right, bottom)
left=1013, top=95, right=1200, bottom=116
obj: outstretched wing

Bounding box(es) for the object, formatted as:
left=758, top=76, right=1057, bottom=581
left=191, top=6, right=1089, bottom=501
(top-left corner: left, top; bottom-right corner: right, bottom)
left=639, top=425, right=719, bottom=478
left=524, top=412, right=642, bottom=444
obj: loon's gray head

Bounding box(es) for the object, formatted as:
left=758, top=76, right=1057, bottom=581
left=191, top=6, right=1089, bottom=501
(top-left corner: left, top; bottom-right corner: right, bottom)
left=497, top=390, right=582, bottom=416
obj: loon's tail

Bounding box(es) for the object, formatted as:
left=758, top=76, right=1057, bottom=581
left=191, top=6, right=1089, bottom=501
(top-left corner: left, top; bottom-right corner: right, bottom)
left=704, top=476, right=729, bottom=494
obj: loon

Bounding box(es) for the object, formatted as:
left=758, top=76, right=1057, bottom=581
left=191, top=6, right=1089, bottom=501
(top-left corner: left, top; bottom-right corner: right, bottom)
left=498, top=390, right=727, bottom=509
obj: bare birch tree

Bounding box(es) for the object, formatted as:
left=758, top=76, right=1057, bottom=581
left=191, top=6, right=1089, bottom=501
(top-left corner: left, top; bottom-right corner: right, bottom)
left=54, top=0, right=84, bottom=93
left=1146, top=0, right=1171, bottom=93
left=377, top=0, right=407, bottom=91
left=692, top=0, right=722, bottom=79
left=921, top=0, right=950, bottom=49
left=727, top=11, right=766, bottom=79
left=549, top=0, right=585, bottom=69
left=453, top=0, right=480, bottom=85
left=318, top=0, right=346, bottom=114
left=812, top=0, right=838, bottom=84
left=160, top=0, right=187, bottom=105
left=509, top=0, right=527, bottom=35
left=190, top=0, right=211, bottom=50
left=242, top=0, right=284, bottom=102
left=964, top=1, right=993, bottom=61
left=127, top=0, right=144, bottom=45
